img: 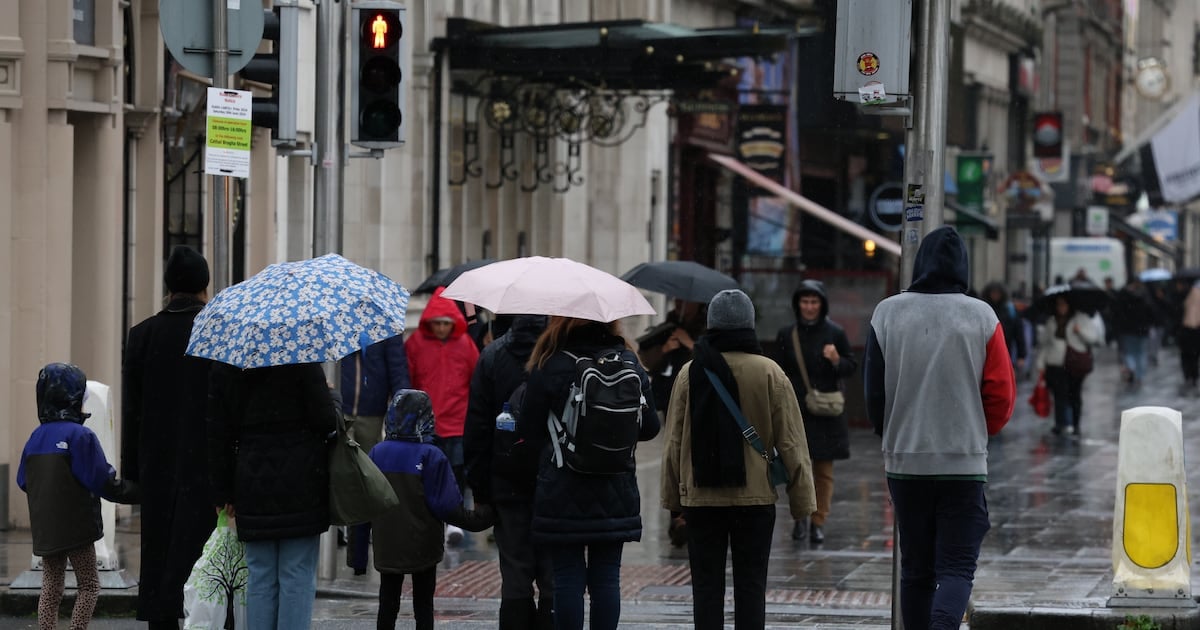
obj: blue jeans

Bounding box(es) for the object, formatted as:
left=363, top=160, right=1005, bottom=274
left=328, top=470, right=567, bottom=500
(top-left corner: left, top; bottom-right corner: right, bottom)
left=1118, top=334, right=1148, bottom=382
left=888, top=478, right=990, bottom=630
left=550, top=542, right=623, bottom=630
left=244, top=535, right=321, bottom=630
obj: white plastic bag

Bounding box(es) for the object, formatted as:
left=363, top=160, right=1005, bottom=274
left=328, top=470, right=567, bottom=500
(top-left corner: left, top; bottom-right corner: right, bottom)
left=183, top=511, right=248, bottom=630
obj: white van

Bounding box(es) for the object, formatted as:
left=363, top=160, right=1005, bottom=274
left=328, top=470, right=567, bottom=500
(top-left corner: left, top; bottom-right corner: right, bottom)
left=1049, top=237, right=1126, bottom=288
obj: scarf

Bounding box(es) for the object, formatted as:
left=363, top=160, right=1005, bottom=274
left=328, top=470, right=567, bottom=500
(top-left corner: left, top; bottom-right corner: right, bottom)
left=688, top=328, right=763, bottom=488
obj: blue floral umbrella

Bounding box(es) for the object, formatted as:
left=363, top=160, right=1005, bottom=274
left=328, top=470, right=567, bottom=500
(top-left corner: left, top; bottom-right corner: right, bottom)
left=186, top=254, right=410, bottom=368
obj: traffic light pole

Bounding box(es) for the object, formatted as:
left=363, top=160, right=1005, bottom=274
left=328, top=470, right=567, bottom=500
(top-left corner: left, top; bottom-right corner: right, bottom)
left=314, top=0, right=346, bottom=581
left=211, top=0, right=230, bottom=292
left=893, top=1, right=950, bottom=629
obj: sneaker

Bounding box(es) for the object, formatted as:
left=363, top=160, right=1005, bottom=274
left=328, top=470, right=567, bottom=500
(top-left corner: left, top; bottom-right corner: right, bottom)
left=445, top=524, right=464, bottom=546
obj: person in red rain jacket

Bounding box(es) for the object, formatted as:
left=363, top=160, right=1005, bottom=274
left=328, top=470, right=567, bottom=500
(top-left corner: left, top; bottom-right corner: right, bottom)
left=406, top=286, right=480, bottom=497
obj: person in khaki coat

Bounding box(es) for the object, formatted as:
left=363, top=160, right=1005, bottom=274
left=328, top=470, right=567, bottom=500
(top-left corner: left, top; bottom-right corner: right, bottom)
left=660, top=289, right=816, bottom=630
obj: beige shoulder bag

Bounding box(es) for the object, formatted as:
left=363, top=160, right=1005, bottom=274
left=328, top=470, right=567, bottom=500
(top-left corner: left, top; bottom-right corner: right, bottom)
left=792, top=327, right=845, bottom=417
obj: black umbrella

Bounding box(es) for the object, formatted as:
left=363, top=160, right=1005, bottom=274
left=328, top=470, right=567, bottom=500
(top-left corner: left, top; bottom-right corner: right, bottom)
left=1174, top=268, right=1200, bottom=282
left=1035, top=281, right=1111, bottom=316
left=413, top=258, right=496, bottom=294
left=620, top=260, right=740, bottom=304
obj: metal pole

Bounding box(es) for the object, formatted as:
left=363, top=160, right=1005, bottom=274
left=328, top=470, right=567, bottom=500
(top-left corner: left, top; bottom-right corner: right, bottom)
left=894, top=2, right=951, bottom=628
left=314, top=0, right=345, bottom=581
left=211, top=0, right=230, bottom=292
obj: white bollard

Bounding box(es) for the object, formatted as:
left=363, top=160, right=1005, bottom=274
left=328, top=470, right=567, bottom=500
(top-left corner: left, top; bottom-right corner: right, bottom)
left=1108, top=406, right=1194, bottom=608
left=12, top=381, right=136, bottom=589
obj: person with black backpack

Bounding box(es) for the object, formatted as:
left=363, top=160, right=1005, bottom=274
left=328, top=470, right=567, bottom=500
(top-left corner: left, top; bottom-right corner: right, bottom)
left=463, top=314, right=553, bottom=630
left=517, top=316, right=660, bottom=630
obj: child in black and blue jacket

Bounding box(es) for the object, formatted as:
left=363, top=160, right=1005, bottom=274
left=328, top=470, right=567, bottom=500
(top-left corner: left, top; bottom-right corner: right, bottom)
left=18, top=363, right=139, bottom=630
left=369, top=389, right=492, bottom=630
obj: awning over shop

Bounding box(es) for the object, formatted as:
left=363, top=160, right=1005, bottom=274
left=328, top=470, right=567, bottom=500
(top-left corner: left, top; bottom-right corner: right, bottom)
left=1113, top=90, right=1200, bottom=204
left=438, top=18, right=819, bottom=90
left=708, top=153, right=903, bottom=257
left=1110, top=213, right=1179, bottom=261
left=945, top=200, right=1000, bottom=239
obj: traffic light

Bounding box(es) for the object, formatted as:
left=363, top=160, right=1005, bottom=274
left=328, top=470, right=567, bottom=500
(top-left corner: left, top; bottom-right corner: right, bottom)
left=241, top=5, right=298, bottom=146
left=352, top=2, right=406, bottom=148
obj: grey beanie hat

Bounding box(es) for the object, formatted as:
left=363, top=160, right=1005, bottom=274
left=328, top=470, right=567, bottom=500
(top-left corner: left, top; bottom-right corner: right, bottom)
left=707, top=289, right=756, bottom=330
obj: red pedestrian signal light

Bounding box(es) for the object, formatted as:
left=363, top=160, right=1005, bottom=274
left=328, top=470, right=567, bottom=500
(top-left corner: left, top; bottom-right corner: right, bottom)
left=352, top=3, right=406, bottom=148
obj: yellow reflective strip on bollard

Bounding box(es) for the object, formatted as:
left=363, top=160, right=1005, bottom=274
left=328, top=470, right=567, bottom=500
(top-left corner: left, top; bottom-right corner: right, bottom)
left=1123, top=483, right=1178, bottom=569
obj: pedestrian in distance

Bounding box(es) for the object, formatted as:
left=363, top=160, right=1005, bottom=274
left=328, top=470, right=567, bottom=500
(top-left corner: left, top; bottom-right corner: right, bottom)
left=20, top=363, right=140, bottom=630
left=340, top=335, right=411, bottom=575
left=980, top=281, right=1028, bottom=378
left=636, top=299, right=707, bottom=548
left=370, top=389, right=494, bottom=630
left=121, top=244, right=216, bottom=630
left=518, top=315, right=661, bottom=630
left=1178, top=281, right=1200, bottom=395
left=1110, top=277, right=1155, bottom=390
left=662, top=289, right=817, bottom=630
left=1035, top=295, right=1100, bottom=436
left=206, top=362, right=340, bottom=630
left=864, top=226, right=1016, bottom=630
left=462, top=315, right=556, bottom=630
left=774, top=280, right=856, bottom=544
left=406, top=286, right=481, bottom=545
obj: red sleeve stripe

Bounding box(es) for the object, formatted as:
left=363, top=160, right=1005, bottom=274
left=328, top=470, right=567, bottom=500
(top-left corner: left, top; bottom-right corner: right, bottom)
left=982, top=322, right=1016, bottom=435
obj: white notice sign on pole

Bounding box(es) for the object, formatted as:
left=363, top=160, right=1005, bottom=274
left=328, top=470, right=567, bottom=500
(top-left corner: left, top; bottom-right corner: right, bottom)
left=204, top=88, right=253, bottom=179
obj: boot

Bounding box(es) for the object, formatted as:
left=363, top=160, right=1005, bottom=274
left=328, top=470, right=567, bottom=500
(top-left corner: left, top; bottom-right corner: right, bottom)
left=791, top=518, right=808, bottom=541
left=499, top=597, right=536, bottom=630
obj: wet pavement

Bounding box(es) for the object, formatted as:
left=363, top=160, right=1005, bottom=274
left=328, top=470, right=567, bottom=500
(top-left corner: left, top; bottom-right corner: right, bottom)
left=7, top=343, right=1200, bottom=628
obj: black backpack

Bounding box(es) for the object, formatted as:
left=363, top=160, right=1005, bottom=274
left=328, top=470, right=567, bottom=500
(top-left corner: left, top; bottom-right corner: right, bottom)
left=548, top=348, right=646, bottom=475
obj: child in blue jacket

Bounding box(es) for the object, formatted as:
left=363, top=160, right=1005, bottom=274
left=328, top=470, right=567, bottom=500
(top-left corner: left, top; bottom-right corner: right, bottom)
left=369, top=389, right=492, bottom=630
left=18, top=363, right=139, bottom=630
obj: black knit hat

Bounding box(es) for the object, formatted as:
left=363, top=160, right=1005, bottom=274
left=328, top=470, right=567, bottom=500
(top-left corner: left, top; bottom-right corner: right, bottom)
left=164, top=246, right=210, bottom=294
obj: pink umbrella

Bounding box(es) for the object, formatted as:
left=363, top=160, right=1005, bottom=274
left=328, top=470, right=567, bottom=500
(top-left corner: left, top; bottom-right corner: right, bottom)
left=440, top=256, right=656, bottom=323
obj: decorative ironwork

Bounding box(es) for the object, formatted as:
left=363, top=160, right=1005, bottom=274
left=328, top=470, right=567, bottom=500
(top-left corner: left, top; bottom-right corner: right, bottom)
left=448, top=74, right=670, bottom=192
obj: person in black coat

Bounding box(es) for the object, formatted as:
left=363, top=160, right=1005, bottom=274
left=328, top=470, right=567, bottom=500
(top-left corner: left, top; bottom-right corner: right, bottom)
left=517, top=317, right=660, bottom=630
left=981, top=281, right=1028, bottom=375
left=774, top=280, right=857, bottom=544
left=206, top=362, right=338, bottom=630
left=463, top=315, right=552, bottom=630
left=121, top=245, right=215, bottom=629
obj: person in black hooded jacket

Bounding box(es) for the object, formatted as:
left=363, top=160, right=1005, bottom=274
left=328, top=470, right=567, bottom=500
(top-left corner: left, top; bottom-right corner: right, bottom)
left=463, top=314, right=555, bottom=630
left=20, top=363, right=139, bottom=630
left=774, top=279, right=857, bottom=544
left=517, top=317, right=659, bottom=630
left=206, top=361, right=338, bottom=630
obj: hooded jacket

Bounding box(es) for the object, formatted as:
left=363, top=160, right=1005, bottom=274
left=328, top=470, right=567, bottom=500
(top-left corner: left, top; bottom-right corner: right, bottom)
left=864, top=227, right=1015, bottom=477
left=775, top=280, right=858, bottom=461
left=370, top=390, right=489, bottom=573
left=19, top=364, right=138, bottom=556
left=463, top=315, right=548, bottom=504
left=405, top=287, right=480, bottom=439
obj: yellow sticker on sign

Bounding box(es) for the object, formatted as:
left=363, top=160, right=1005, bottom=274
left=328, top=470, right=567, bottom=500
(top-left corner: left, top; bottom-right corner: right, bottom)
left=206, top=117, right=253, bottom=151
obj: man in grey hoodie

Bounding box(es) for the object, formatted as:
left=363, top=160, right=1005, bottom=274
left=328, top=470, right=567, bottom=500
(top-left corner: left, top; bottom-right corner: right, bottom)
left=864, top=226, right=1016, bottom=630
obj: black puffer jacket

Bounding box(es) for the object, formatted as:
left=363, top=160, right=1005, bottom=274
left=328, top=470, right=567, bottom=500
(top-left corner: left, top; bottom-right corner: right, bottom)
left=463, top=315, right=547, bottom=505
left=516, top=323, right=660, bottom=545
left=207, top=363, right=338, bottom=542
left=775, top=280, right=858, bottom=461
